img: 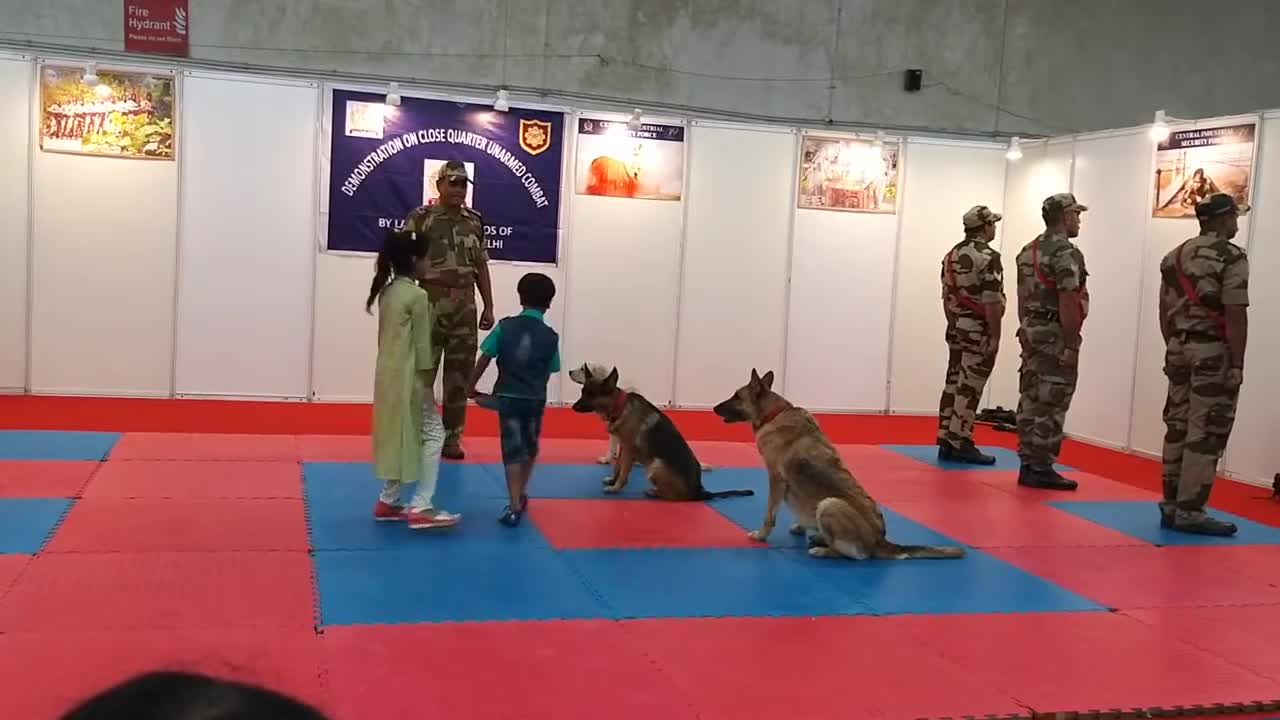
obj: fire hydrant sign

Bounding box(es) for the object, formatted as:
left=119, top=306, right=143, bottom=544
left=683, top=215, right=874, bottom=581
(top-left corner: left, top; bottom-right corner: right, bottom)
left=123, top=0, right=189, bottom=57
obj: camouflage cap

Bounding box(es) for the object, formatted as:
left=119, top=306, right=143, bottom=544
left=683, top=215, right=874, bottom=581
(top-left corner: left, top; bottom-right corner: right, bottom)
left=1042, top=193, right=1088, bottom=214
left=438, top=160, right=472, bottom=183
left=1195, top=192, right=1250, bottom=219
left=962, top=205, right=1003, bottom=230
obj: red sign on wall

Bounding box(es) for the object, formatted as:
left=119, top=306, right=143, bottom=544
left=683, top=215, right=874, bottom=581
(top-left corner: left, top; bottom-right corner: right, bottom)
left=123, top=0, right=189, bottom=57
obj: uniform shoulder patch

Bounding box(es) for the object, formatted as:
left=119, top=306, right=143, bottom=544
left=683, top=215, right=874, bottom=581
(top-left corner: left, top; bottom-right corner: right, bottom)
left=461, top=206, right=483, bottom=223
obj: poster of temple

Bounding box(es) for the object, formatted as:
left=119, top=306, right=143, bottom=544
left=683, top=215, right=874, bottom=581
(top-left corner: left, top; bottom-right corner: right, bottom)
left=39, top=65, right=175, bottom=160
left=797, top=135, right=900, bottom=213
left=1152, top=122, right=1255, bottom=218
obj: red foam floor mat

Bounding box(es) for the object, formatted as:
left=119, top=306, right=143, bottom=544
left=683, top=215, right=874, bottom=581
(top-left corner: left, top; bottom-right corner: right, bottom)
left=528, top=498, right=757, bottom=549
left=46, top=498, right=309, bottom=552
left=0, top=628, right=327, bottom=719
left=109, top=433, right=299, bottom=461
left=975, top=468, right=1162, bottom=501
left=0, top=460, right=98, bottom=498
left=295, top=434, right=372, bottom=462
left=0, top=554, right=30, bottom=597
left=0, top=552, right=315, bottom=632
left=886, top=492, right=1147, bottom=548
left=323, top=621, right=701, bottom=720
left=989, top=545, right=1280, bottom=609
left=624, top=615, right=1026, bottom=720
left=82, top=460, right=302, bottom=499
left=897, top=611, right=1280, bottom=713
left=856, top=468, right=1020, bottom=503
left=1124, top=606, right=1280, bottom=683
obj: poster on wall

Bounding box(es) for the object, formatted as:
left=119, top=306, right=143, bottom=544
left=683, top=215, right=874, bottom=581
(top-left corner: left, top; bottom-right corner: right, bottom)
left=574, top=116, right=684, bottom=201
left=797, top=135, right=900, bottom=213
left=327, top=90, right=565, bottom=264
left=123, top=0, right=190, bottom=57
left=1152, top=122, right=1256, bottom=218
left=39, top=65, right=175, bottom=160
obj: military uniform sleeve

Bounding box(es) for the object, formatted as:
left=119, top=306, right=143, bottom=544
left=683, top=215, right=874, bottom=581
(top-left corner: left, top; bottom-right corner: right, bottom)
left=1052, top=246, right=1083, bottom=292
left=1221, top=251, right=1250, bottom=306
left=978, top=251, right=1005, bottom=304
left=479, top=323, right=501, bottom=357
left=410, top=290, right=435, bottom=371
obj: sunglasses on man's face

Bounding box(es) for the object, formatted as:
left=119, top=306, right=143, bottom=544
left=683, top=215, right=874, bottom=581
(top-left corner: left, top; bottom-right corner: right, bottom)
left=445, top=178, right=467, bottom=188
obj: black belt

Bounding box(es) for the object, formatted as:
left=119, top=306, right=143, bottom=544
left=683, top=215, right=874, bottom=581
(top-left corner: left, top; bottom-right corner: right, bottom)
left=1027, top=310, right=1059, bottom=321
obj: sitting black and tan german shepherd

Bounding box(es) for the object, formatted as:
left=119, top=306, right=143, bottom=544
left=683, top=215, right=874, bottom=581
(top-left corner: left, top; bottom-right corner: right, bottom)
left=713, top=369, right=965, bottom=560
left=570, top=366, right=753, bottom=501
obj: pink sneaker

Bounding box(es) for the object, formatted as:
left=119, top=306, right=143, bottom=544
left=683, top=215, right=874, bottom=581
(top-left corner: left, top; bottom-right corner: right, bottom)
left=373, top=501, right=406, bottom=521
left=407, top=508, right=461, bottom=530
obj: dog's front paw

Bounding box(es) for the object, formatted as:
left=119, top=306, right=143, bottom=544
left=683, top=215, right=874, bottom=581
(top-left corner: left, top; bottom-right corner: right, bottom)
left=603, top=483, right=622, bottom=494
left=788, top=523, right=805, bottom=536
left=748, top=529, right=769, bottom=542
left=596, top=456, right=612, bottom=465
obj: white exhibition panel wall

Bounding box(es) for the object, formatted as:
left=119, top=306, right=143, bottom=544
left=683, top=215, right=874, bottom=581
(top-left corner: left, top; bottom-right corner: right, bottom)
left=1224, top=114, right=1280, bottom=483
left=784, top=137, right=900, bottom=412
left=1128, top=115, right=1261, bottom=457
left=174, top=73, right=318, bottom=398
left=673, top=121, right=794, bottom=407
left=888, top=139, right=1007, bottom=414
left=1061, top=130, right=1150, bottom=448
left=562, top=117, right=686, bottom=406
left=29, top=64, right=178, bottom=396
left=988, top=139, right=1075, bottom=410
left=0, top=56, right=31, bottom=390
left=311, top=253, right=377, bottom=402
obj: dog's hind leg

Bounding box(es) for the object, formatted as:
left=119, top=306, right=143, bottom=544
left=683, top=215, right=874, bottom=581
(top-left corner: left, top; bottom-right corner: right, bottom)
left=813, top=497, right=877, bottom=560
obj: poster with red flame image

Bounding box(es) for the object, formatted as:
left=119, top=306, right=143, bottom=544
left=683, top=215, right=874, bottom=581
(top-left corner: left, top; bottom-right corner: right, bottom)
left=574, top=117, right=684, bottom=201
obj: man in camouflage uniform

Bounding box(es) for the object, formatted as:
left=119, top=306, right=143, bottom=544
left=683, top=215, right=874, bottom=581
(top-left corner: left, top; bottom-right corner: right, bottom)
left=1014, top=193, right=1089, bottom=491
left=1156, top=192, right=1250, bottom=536
left=403, top=160, right=495, bottom=459
left=936, top=205, right=1006, bottom=465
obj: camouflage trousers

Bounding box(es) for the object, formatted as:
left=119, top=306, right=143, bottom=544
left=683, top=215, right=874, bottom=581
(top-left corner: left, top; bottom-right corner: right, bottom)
left=1015, top=323, right=1078, bottom=469
left=1160, top=334, right=1239, bottom=515
left=937, top=328, right=996, bottom=446
left=424, top=294, right=478, bottom=448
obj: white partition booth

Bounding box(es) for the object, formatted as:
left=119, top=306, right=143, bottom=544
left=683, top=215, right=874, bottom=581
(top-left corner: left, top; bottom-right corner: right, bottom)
left=0, top=49, right=1275, bottom=487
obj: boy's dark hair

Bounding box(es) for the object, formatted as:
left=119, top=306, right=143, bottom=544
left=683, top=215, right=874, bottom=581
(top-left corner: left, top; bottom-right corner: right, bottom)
left=365, top=229, right=430, bottom=314
left=61, top=671, right=329, bottom=720
left=517, top=272, right=556, bottom=310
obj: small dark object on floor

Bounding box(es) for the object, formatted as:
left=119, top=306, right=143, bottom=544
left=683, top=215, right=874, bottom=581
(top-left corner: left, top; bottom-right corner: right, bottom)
left=1273, top=473, right=1279, bottom=500
left=976, top=406, right=1017, bottom=433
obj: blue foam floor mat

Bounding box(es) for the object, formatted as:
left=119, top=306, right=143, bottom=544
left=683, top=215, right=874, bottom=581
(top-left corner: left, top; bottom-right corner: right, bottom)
left=0, top=498, right=74, bottom=553
left=880, top=443, right=1076, bottom=472
left=1050, top=500, right=1280, bottom=546
left=0, top=431, right=121, bottom=461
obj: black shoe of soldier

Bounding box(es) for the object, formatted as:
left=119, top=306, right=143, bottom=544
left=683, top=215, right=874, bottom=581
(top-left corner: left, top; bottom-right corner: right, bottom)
left=951, top=441, right=997, bottom=466
left=937, top=441, right=956, bottom=461
left=1018, top=466, right=1077, bottom=491
left=1170, top=515, right=1237, bottom=537
left=442, top=444, right=465, bottom=461
left=1159, top=504, right=1175, bottom=528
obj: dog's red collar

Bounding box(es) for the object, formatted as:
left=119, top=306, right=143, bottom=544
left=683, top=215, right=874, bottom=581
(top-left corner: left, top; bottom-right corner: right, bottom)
left=608, top=390, right=630, bottom=423
left=756, top=403, right=789, bottom=428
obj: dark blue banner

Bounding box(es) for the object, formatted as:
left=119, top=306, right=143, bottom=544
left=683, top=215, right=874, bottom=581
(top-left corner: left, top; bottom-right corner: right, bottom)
left=326, top=90, right=564, bottom=263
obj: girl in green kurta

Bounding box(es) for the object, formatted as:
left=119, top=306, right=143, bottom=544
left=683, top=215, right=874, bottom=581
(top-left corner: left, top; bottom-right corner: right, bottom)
left=366, top=230, right=461, bottom=530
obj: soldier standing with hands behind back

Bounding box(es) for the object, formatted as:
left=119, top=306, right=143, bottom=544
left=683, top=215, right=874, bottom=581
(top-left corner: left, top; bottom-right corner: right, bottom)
left=1014, top=193, right=1090, bottom=491
left=403, top=160, right=496, bottom=460
left=1156, top=192, right=1250, bottom=536
left=936, top=205, right=1006, bottom=465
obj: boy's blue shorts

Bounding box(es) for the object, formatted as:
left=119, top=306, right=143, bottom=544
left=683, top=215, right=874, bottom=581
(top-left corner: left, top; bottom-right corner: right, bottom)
left=497, top=396, right=545, bottom=465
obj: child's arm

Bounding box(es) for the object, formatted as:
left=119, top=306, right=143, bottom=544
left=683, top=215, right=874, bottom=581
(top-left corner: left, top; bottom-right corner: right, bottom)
left=467, top=322, right=500, bottom=397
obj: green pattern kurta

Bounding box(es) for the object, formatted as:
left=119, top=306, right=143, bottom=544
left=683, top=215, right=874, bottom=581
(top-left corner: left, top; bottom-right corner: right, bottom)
left=371, top=277, right=436, bottom=481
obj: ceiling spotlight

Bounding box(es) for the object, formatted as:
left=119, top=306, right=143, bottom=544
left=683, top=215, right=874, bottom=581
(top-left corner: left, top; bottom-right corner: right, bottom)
left=385, top=82, right=401, bottom=107
left=1005, top=136, right=1023, bottom=161
left=1149, top=109, right=1170, bottom=142
left=627, top=108, right=643, bottom=132
left=82, top=62, right=99, bottom=86
left=494, top=89, right=510, bottom=112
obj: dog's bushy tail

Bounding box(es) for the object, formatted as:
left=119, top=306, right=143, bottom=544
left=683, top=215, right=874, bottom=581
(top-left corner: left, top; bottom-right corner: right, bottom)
left=700, top=489, right=755, bottom=500
left=877, top=542, right=966, bottom=560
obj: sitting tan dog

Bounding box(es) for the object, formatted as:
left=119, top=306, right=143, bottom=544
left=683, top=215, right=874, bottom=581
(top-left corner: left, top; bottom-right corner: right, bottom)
left=713, top=369, right=965, bottom=560
left=569, top=362, right=712, bottom=472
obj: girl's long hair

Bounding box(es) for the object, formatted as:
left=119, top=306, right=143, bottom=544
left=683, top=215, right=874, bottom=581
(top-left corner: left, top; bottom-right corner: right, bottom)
left=366, top=229, right=430, bottom=314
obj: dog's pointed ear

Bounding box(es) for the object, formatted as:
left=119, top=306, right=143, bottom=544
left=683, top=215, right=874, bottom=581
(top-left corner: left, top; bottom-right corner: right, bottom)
left=750, top=368, right=761, bottom=387
left=760, top=370, right=774, bottom=390
left=582, top=364, right=593, bottom=381
left=605, top=367, right=619, bottom=388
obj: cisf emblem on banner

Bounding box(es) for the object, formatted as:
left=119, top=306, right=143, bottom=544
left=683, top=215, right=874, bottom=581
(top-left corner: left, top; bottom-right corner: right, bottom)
left=519, top=118, right=552, bottom=156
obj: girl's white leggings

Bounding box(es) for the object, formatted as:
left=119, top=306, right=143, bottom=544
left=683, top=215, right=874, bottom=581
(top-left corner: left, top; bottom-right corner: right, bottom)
left=379, top=401, right=445, bottom=512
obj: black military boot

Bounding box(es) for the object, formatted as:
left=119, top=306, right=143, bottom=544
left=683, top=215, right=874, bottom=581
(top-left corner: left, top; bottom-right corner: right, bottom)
left=1170, top=511, right=1237, bottom=537
left=1018, top=465, right=1077, bottom=491
left=952, top=440, right=997, bottom=466
left=1158, top=502, right=1176, bottom=528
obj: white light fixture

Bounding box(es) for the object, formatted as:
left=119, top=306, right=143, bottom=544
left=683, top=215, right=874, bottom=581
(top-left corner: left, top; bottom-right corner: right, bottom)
left=627, top=108, right=643, bottom=132
left=385, top=82, right=401, bottom=107
left=1149, top=109, right=1170, bottom=142
left=82, top=62, right=99, bottom=86
left=1005, top=136, right=1023, bottom=161
left=494, top=89, right=510, bottom=112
